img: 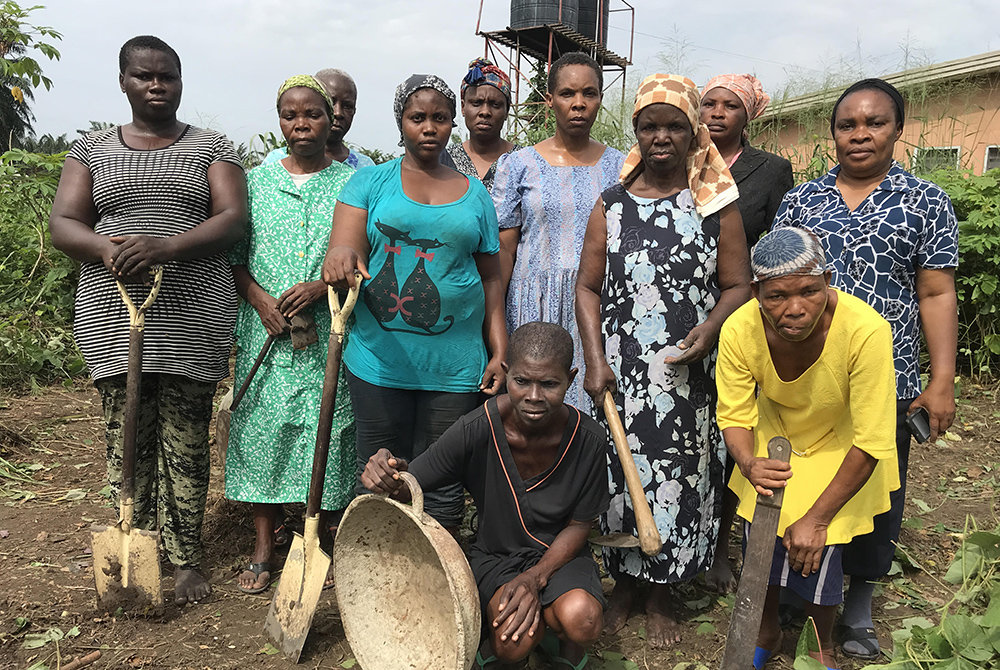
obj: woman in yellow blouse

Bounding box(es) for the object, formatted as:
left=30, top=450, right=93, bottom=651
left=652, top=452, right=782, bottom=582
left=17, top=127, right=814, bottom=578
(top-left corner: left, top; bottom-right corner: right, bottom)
left=716, top=227, right=899, bottom=669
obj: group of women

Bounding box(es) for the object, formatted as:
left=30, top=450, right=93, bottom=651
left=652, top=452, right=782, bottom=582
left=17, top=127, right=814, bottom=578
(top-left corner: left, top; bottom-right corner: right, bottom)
left=49, top=32, right=958, bottom=670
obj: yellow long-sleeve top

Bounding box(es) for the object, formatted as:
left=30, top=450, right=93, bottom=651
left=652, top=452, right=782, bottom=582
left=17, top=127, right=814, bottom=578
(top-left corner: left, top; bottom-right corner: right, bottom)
left=716, top=290, right=900, bottom=544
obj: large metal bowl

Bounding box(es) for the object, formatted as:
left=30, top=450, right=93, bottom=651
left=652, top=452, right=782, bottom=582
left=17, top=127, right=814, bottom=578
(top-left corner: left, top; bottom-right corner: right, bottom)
left=333, top=472, right=480, bottom=669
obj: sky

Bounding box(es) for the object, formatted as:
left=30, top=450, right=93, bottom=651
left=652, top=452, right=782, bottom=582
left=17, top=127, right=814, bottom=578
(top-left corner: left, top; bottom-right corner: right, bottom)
left=24, top=0, right=1000, bottom=154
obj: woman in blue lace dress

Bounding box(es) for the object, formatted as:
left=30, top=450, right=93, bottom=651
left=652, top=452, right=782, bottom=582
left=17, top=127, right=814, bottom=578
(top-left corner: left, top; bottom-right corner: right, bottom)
left=492, top=52, right=624, bottom=413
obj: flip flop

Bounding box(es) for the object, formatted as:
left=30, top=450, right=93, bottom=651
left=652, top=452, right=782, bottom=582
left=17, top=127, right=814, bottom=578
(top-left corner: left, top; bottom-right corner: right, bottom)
left=273, top=521, right=291, bottom=547
left=753, top=646, right=773, bottom=669
left=839, top=625, right=880, bottom=660
left=475, top=650, right=497, bottom=668
left=551, top=652, right=589, bottom=669
left=236, top=561, right=273, bottom=594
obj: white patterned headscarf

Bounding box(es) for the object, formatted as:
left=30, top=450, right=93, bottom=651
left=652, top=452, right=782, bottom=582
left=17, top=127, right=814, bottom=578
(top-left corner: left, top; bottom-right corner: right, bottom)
left=751, top=227, right=828, bottom=282
left=393, top=74, right=457, bottom=146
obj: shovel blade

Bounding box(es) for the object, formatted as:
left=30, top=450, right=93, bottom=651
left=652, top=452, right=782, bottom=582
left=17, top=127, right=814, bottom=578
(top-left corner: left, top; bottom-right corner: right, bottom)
left=263, top=520, right=330, bottom=662
left=589, top=532, right=642, bottom=548
left=91, top=522, right=163, bottom=614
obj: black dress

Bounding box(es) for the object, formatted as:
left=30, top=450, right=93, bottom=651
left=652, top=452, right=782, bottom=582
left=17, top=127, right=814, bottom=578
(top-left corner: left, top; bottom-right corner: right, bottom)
left=407, top=397, right=610, bottom=615
left=729, top=142, right=794, bottom=248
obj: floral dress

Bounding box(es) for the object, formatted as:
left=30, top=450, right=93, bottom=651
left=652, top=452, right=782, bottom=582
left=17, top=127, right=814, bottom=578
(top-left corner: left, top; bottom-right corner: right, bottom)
left=598, top=183, right=725, bottom=584
left=225, top=160, right=357, bottom=511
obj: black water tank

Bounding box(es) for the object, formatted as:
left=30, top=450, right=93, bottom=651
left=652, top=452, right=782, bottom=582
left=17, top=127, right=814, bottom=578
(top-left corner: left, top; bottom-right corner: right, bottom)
left=577, top=0, right=609, bottom=46
left=510, top=0, right=579, bottom=31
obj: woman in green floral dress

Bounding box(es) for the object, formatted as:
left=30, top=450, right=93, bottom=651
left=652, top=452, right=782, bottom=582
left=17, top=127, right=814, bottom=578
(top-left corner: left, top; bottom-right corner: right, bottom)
left=227, top=75, right=357, bottom=593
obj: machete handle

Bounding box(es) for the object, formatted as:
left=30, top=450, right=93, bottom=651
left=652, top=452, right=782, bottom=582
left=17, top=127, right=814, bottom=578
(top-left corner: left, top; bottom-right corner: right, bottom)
left=757, top=436, right=792, bottom=509
left=603, top=390, right=662, bottom=557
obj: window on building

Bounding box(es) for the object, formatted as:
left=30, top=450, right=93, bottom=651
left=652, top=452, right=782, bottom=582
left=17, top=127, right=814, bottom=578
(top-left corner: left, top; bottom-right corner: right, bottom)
left=912, top=146, right=960, bottom=173
left=986, top=146, right=1000, bottom=172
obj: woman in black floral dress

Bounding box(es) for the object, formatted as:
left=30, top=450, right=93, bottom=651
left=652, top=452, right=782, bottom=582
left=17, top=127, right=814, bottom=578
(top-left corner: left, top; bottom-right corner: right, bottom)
left=576, top=74, right=750, bottom=648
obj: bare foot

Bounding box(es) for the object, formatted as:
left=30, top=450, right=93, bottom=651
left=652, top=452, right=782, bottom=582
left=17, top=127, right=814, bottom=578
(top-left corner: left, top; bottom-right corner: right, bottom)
left=645, top=585, right=682, bottom=648
left=604, top=575, right=639, bottom=636
left=174, top=567, right=211, bottom=606
left=704, top=552, right=737, bottom=593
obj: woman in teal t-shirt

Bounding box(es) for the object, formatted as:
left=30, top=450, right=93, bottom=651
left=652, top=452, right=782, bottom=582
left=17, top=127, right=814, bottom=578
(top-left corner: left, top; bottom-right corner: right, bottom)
left=322, top=74, right=506, bottom=531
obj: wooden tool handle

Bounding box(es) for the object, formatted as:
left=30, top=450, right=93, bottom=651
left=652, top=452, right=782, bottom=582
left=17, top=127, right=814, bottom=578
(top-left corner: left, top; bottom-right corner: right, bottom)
left=230, top=334, right=276, bottom=412
left=116, top=266, right=162, bottom=529
left=305, top=280, right=360, bottom=518
left=603, top=390, right=662, bottom=556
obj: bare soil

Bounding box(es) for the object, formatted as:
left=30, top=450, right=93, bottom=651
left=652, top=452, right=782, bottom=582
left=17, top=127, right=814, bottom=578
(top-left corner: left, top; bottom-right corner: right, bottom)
left=1, top=379, right=998, bottom=670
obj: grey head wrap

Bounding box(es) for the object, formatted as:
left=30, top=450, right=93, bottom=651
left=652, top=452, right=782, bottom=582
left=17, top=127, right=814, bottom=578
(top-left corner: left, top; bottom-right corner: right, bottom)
left=393, top=74, right=457, bottom=147
left=751, top=227, right=828, bottom=282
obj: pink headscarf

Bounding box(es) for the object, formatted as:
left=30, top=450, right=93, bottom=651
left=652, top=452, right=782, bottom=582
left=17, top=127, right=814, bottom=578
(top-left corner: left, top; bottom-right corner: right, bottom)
left=702, top=73, right=770, bottom=121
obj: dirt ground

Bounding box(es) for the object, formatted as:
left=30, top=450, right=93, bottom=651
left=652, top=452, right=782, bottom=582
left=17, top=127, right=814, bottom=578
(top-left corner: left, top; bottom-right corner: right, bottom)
left=1, top=379, right=998, bottom=670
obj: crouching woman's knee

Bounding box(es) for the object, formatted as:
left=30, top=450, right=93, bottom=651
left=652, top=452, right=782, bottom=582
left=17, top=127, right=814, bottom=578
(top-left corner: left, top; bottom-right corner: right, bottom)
left=551, top=589, right=603, bottom=646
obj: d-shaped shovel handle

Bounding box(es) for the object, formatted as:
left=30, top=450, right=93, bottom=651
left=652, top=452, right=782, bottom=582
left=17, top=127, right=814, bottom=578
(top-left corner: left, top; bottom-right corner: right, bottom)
left=304, top=278, right=361, bottom=519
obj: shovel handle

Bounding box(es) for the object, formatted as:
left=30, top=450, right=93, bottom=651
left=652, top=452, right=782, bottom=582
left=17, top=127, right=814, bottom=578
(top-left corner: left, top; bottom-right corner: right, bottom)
left=305, top=279, right=361, bottom=518
left=603, top=390, right=663, bottom=557
left=117, top=267, right=163, bottom=526
left=230, top=334, right=276, bottom=412
left=396, top=471, right=425, bottom=521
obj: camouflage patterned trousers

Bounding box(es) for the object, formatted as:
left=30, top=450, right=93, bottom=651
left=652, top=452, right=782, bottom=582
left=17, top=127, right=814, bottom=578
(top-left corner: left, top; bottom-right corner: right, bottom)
left=95, top=373, right=216, bottom=569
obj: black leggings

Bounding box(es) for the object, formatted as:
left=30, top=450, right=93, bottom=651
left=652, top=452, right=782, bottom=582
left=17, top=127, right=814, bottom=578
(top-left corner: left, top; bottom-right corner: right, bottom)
left=841, top=398, right=914, bottom=579
left=346, top=368, right=480, bottom=528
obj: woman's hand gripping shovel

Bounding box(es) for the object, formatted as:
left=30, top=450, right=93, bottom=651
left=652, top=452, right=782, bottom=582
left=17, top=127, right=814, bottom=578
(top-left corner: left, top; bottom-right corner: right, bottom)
left=264, top=278, right=359, bottom=662
left=91, top=267, right=164, bottom=614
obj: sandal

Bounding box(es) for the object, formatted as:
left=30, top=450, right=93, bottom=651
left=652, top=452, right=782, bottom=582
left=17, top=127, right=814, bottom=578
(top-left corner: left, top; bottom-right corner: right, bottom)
left=551, top=652, right=589, bottom=669
left=474, top=650, right=497, bottom=668
left=236, top=561, right=273, bottom=594
left=273, top=522, right=290, bottom=548
left=840, top=625, right=879, bottom=660
left=753, top=646, right=773, bottom=669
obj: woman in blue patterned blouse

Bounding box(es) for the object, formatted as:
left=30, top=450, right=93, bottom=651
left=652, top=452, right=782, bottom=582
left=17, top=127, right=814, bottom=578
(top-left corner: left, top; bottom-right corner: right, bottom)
left=772, top=78, right=958, bottom=661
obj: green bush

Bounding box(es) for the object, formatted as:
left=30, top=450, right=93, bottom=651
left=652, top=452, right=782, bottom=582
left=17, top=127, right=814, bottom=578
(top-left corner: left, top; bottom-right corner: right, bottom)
left=0, top=148, right=83, bottom=389
left=923, top=168, right=1000, bottom=376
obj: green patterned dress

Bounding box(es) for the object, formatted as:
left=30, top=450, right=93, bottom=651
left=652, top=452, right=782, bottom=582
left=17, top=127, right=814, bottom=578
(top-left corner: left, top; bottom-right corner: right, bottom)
left=226, top=160, right=357, bottom=510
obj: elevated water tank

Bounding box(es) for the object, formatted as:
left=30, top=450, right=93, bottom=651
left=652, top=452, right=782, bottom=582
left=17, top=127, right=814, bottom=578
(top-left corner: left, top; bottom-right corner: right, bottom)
left=511, top=0, right=579, bottom=31
left=577, top=0, right=609, bottom=46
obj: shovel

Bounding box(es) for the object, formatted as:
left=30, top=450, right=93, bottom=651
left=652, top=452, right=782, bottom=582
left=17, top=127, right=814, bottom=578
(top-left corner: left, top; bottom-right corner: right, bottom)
left=264, top=280, right=359, bottom=662
left=589, top=389, right=663, bottom=556
left=91, top=267, right=165, bottom=614
left=230, top=312, right=319, bottom=412
left=720, top=436, right=792, bottom=670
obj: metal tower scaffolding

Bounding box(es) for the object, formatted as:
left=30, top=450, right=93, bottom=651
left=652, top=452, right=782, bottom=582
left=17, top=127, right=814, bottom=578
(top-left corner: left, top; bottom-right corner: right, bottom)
left=475, top=0, right=634, bottom=141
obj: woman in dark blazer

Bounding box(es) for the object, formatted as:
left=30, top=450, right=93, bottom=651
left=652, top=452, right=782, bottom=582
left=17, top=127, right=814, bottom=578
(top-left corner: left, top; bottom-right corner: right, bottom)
left=699, top=73, right=794, bottom=593
left=701, top=74, right=794, bottom=249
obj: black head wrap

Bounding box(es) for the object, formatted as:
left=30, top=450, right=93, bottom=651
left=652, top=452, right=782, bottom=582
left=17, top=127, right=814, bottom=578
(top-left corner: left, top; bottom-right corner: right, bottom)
left=829, top=78, right=905, bottom=135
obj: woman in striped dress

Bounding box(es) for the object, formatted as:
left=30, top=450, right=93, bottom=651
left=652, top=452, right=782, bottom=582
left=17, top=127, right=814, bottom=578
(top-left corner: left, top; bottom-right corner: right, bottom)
left=49, top=35, right=248, bottom=606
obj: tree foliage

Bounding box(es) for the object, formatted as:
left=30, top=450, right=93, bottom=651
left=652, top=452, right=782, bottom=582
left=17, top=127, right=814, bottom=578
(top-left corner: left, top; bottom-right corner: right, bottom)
left=0, top=3, right=61, bottom=150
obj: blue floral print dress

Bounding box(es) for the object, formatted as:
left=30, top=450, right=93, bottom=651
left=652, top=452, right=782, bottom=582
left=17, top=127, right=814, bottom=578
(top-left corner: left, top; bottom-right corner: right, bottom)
left=598, top=183, right=725, bottom=584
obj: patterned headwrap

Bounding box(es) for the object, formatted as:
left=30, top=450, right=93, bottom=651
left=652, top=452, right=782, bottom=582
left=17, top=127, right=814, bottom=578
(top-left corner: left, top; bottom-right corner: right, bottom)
left=276, top=74, right=335, bottom=118
left=461, top=58, right=512, bottom=103
left=620, top=74, right=739, bottom=217
left=701, top=73, right=771, bottom=122
left=393, top=74, right=457, bottom=147
left=750, top=227, right=828, bottom=282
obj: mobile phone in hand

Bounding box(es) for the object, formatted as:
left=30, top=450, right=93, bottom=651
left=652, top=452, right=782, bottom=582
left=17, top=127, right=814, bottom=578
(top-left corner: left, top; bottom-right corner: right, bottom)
left=905, top=406, right=931, bottom=443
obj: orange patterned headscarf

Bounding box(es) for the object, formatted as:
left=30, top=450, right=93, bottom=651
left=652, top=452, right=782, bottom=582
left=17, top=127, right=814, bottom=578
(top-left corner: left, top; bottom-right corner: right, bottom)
left=702, top=73, right=770, bottom=121
left=619, top=74, right=739, bottom=217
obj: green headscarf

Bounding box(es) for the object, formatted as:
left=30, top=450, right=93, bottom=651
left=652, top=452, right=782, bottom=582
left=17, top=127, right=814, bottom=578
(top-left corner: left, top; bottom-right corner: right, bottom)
left=276, top=74, right=335, bottom=118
